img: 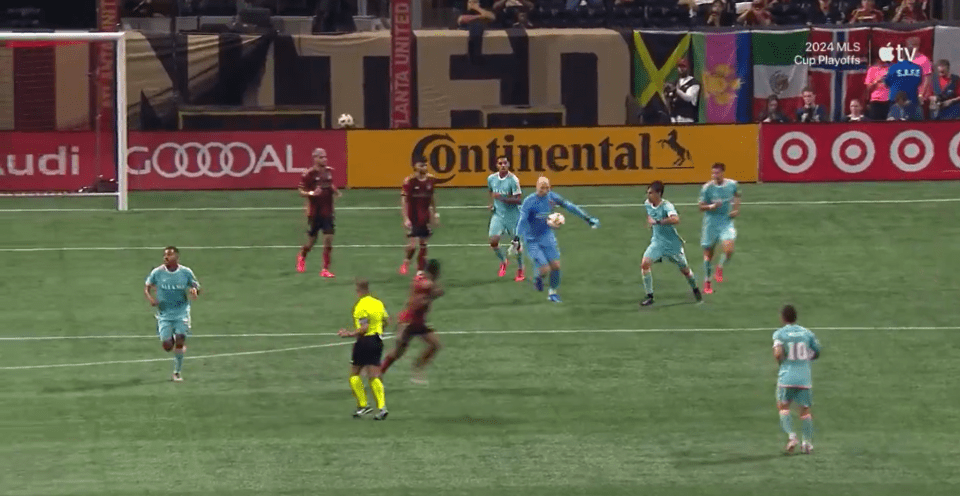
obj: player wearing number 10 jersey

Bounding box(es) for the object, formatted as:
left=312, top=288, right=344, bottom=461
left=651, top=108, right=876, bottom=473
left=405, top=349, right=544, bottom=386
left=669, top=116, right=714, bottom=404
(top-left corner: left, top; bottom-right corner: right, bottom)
left=772, top=305, right=822, bottom=455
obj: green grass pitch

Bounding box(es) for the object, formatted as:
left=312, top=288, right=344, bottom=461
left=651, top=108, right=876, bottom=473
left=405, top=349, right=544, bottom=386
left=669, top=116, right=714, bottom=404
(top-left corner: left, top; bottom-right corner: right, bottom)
left=1, top=182, right=959, bottom=496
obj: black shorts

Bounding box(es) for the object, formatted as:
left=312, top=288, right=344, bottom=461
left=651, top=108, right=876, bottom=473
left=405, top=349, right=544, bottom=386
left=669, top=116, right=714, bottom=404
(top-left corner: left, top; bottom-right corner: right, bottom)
left=403, top=322, right=434, bottom=337
left=407, top=224, right=431, bottom=239
left=307, top=215, right=335, bottom=237
left=351, top=335, right=384, bottom=367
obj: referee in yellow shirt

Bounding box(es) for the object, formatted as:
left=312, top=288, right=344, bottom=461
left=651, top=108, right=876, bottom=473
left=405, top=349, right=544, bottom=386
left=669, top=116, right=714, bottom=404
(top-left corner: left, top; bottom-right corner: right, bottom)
left=338, top=279, right=389, bottom=420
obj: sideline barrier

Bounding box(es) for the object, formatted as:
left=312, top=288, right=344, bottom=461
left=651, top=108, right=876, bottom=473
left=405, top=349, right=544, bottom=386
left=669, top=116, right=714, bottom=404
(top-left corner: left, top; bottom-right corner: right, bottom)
left=760, top=122, right=960, bottom=182
left=0, top=130, right=348, bottom=191
left=346, top=125, right=759, bottom=188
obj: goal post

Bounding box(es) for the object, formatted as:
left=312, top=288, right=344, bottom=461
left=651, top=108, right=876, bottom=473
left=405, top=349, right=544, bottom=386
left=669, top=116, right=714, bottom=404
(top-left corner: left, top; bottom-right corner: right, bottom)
left=0, top=31, right=128, bottom=211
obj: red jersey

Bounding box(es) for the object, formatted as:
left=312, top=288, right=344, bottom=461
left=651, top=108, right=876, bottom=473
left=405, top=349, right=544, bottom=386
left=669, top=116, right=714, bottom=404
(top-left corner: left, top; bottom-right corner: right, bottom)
left=400, top=278, right=434, bottom=325
left=300, top=167, right=335, bottom=217
left=402, top=174, right=436, bottom=226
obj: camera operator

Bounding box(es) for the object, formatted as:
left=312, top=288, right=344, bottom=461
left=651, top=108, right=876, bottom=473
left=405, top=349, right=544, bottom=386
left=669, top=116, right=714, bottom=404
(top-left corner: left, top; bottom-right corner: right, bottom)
left=664, top=59, right=700, bottom=124
left=930, top=59, right=960, bottom=120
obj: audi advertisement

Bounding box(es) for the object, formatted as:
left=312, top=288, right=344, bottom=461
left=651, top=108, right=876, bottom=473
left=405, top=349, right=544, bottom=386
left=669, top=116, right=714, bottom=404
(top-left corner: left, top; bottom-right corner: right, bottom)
left=760, top=122, right=960, bottom=183
left=0, top=130, right=347, bottom=191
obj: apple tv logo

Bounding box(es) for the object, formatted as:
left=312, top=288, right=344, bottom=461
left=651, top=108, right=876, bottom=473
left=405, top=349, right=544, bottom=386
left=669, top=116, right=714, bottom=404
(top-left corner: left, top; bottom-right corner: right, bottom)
left=878, top=43, right=917, bottom=63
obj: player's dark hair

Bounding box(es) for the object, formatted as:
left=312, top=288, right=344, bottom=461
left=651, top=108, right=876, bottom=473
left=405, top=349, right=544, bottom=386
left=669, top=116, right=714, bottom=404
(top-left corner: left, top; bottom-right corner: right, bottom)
left=355, top=279, right=370, bottom=294
left=425, top=259, right=441, bottom=278
left=412, top=158, right=426, bottom=168
left=164, top=246, right=179, bottom=254
left=781, top=305, right=798, bottom=323
left=649, top=181, right=665, bottom=196
left=712, top=162, right=725, bottom=172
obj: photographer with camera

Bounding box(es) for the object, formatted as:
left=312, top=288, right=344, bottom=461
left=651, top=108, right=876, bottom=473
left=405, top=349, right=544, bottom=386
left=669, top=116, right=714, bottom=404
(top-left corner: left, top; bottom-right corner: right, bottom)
left=664, top=59, right=700, bottom=124
left=929, top=60, right=960, bottom=120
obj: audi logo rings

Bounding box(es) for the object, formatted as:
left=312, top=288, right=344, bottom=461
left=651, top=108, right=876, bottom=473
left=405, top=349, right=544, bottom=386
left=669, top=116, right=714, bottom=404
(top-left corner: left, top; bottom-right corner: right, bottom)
left=127, top=142, right=260, bottom=178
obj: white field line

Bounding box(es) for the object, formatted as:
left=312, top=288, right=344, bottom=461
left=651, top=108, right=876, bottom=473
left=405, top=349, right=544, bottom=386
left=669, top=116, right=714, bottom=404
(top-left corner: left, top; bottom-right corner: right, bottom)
left=0, top=326, right=956, bottom=371
left=0, top=243, right=488, bottom=252
left=1, top=197, right=958, bottom=213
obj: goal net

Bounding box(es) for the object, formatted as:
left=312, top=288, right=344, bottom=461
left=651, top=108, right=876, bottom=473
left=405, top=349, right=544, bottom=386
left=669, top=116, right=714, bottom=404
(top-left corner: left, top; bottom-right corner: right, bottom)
left=0, top=32, right=128, bottom=210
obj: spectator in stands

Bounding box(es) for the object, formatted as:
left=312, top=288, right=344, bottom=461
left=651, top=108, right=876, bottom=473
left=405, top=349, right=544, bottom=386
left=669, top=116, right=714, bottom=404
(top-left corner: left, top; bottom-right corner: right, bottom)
left=458, top=0, right=496, bottom=26
left=888, top=91, right=919, bottom=120
left=841, top=99, right=870, bottom=122
left=665, top=59, right=701, bottom=124
left=904, top=37, right=933, bottom=114
left=495, top=0, right=534, bottom=26
left=758, top=95, right=791, bottom=122
left=807, top=0, right=842, bottom=24
left=737, top=0, right=773, bottom=25
left=930, top=60, right=960, bottom=120
left=704, top=0, right=732, bottom=26
left=566, top=0, right=603, bottom=9
left=848, top=0, right=884, bottom=22
left=864, top=57, right=891, bottom=120
left=796, top=88, right=828, bottom=123
left=891, top=0, right=927, bottom=21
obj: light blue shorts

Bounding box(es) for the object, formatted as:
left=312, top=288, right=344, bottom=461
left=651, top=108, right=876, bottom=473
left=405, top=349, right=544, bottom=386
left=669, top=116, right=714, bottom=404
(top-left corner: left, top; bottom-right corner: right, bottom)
left=776, top=386, right=813, bottom=407
left=157, top=318, right=191, bottom=342
left=643, top=244, right=689, bottom=269
left=701, top=222, right=737, bottom=249
left=525, top=238, right=560, bottom=268
left=489, top=212, right=520, bottom=238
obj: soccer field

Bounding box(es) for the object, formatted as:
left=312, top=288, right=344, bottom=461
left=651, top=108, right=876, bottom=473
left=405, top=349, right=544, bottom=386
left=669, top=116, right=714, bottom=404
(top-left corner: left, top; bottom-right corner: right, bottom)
left=1, top=182, right=959, bottom=496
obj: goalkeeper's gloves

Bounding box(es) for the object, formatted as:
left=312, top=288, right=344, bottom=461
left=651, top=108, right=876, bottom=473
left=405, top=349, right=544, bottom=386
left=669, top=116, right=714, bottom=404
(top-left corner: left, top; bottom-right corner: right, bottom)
left=587, top=217, right=600, bottom=229
left=509, top=236, right=522, bottom=256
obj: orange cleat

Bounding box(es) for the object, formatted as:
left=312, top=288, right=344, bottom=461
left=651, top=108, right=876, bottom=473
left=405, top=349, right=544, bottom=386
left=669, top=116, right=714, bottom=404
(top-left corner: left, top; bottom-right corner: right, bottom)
left=716, top=266, right=724, bottom=283
left=498, top=261, right=508, bottom=277
left=320, top=269, right=335, bottom=278
left=514, top=268, right=525, bottom=282
left=399, top=261, right=409, bottom=275
left=704, top=281, right=713, bottom=294
left=296, top=254, right=306, bottom=273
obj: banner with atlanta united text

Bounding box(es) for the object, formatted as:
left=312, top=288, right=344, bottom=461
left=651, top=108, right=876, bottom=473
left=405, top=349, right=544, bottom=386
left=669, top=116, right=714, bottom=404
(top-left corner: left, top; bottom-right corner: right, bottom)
left=759, top=121, right=960, bottom=182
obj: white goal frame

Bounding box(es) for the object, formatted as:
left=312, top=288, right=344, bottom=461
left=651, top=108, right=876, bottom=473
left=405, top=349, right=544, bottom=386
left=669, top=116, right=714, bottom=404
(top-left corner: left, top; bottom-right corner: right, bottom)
left=0, top=31, right=128, bottom=210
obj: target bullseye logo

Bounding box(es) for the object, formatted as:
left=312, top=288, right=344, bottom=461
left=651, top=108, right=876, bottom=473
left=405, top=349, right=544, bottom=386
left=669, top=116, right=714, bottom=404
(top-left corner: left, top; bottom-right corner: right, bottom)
left=889, top=130, right=934, bottom=172
left=949, top=132, right=960, bottom=169
left=772, top=131, right=816, bottom=174
left=831, top=131, right=875, bottom=174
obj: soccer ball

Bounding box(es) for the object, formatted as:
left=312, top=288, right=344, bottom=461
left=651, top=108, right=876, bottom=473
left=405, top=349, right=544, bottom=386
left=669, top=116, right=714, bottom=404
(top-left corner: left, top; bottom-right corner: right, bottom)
left=548, top=212, right=565, bottom=227
left=337, top=113, right=355, bottom=128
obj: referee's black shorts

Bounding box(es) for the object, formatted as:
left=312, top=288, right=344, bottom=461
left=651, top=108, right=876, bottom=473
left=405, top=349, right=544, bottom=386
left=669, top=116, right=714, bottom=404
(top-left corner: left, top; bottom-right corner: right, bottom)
left=351, top=334, right=384, bottom=367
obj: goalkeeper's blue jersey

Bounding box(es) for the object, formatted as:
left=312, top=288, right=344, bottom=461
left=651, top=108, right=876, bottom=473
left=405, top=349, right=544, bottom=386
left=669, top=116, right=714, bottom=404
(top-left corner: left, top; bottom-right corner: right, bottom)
left=516, top=192, right=565, bottom=241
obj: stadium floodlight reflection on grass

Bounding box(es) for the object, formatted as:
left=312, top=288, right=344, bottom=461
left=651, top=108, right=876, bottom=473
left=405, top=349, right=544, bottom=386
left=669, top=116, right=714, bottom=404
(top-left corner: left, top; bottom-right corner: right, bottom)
left=0, top=31, right=129, bottom=210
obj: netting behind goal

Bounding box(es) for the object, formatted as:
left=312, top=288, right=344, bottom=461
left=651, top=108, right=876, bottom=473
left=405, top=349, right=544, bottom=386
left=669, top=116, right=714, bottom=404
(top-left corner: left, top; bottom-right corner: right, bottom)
left=0, top=32, right=128, bottom=210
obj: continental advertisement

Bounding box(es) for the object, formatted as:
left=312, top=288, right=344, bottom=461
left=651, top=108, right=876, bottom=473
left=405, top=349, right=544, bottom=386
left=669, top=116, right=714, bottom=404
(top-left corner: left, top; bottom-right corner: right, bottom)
left=346, top=125, right=759, bottom=188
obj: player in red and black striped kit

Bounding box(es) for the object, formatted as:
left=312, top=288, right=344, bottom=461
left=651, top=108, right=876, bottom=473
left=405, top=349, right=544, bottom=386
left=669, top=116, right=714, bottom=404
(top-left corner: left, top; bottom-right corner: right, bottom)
left=399, top=161, right=439, bottom=276
left=381, top=258, right=443, bottom=384
left=296, top=148, right=341, bottom=277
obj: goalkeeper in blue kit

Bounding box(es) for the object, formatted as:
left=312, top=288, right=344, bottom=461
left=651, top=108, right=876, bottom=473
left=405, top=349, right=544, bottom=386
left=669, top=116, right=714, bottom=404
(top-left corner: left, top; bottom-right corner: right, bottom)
left=514, top=176, right=600, bottom=303
left=144, top=246, right=201, bottom=382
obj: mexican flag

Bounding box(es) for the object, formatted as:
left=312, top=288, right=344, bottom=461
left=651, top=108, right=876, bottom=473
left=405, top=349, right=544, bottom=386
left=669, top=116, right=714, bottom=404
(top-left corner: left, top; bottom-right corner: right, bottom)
left=752, top=30, right=810, bottom=121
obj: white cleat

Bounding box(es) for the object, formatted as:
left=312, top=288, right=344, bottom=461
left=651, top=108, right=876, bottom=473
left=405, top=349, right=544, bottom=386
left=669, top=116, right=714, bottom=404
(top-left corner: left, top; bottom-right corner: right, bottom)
left=784, top=437, right=798, bottom=454
left=800, top=443, right=813, bottom=454
left=172, top=372, right=183, bottom=382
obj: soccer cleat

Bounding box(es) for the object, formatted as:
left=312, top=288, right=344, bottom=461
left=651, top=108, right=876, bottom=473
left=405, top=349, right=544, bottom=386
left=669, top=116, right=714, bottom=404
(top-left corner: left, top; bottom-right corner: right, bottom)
left=800, top=443, right=813, bottom=455
left=704, top=281, right=713, bottom=294
left=399, top=261, right=409, bottom=275
left=716, top=266, right=724, bottom=283
left=548, top=293, right=562, bottom=303
left=640, top=294, right=654, bottom=307
left=353, top=407, right=373, bottom=418
left=374, top=409, right=389, bottom=421
left=498, top=261, right=508, bottom=278
left=172, top=372, right=183, bottom=382
left=534, top=276, right=544, bottom=292
left=515, top=268, right=525, bottom=282
left=693, top=288, right=703, bottom=303
left=296, top=254, right=306, bottom=273
left=320, top=269, right=335, bottom=278
left=784, top=437, right=799, bottom=454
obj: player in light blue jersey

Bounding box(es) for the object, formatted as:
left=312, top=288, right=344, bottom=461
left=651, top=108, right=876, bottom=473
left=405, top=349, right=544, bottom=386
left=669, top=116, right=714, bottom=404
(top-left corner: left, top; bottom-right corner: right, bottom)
left=698, top=163, right=741, bottom=294
left=640, top=181, right=702, bottom=307
left=513, top=176, right=600, bottom=303
left=772, top=305, right=821, bottom=455
left=487, top=156, right=525, bottom=281
left=144, top=246, right=201, bottom=382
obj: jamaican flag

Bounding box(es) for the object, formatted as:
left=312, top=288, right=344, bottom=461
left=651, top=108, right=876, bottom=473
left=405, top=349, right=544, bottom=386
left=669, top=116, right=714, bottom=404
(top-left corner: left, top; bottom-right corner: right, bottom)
left=633, top=31, right=691, bottom=123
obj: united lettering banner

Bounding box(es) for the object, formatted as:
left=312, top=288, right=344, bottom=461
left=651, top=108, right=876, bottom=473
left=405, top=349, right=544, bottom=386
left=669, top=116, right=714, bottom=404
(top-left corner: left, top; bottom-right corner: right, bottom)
left=759, top=121, right=960, bottom=182
left=346, top=125, right=758, bottom=188
left=0, top=130, right=347, bottom=191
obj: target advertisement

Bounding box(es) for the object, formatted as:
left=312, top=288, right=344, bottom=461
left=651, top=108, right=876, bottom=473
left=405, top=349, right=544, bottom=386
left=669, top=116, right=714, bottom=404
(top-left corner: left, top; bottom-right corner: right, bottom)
left=760, top=122, right=960, bottom=182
